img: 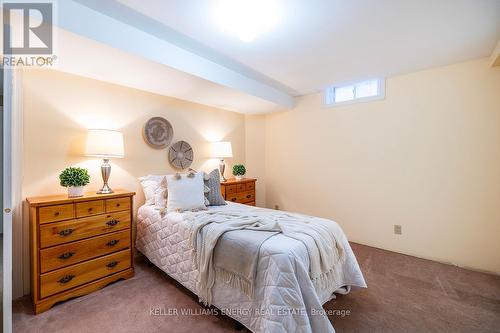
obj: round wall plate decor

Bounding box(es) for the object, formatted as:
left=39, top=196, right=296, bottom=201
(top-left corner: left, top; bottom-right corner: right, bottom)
left=168, top=140, right=193, bottom=170
left=143, top=117, right=173, bottom=149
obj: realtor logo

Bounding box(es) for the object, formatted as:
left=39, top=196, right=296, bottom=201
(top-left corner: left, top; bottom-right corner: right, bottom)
left=3, top=2, right=53, bottom=54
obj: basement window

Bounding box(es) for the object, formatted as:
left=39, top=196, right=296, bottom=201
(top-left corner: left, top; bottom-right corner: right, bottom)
left=324, top=78, right=385, bottom=106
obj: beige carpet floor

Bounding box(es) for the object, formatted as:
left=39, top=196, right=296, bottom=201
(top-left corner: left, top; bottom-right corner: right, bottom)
left=13, top=243, right=500, bottom=333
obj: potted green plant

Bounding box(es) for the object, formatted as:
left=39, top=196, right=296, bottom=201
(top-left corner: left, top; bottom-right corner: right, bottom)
left=232, top=164, right=246, bottom=181
left=59, top=167, right=90, bottom=197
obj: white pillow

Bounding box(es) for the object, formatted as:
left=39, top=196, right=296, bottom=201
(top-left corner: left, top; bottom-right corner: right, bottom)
left=138, top=175, right=165, bottom=205
left=154, top=176, right=168, bottom=209
left=166, top=172, right=206, bottom=212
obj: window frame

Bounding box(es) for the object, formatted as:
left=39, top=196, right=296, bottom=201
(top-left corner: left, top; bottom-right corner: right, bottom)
left=323, top=78, right=386, bottom=107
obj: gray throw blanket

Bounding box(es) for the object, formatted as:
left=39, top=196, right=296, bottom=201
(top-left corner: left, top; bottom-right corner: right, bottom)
left=214, top=230, right=278, bottom=298
left=188, top=208, right=346, bottom=306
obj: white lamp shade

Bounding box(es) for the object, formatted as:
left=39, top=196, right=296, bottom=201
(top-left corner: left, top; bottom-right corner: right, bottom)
left=211, top=141, right=233, bottom=158
left=85, top=129, right=124, bottom=158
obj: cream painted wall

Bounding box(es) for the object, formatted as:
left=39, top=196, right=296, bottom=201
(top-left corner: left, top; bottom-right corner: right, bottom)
left=244, top=115, right=266, bottom=207
left=264, top=58, right=500, bottom=274
left=18, top=69, right=246, bottom=296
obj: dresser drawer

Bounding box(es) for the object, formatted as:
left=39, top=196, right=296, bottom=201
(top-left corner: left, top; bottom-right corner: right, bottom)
left=237, top=190, right=255, bottom=203
left=39, top=230, right=131, bottom=273
left=39, top=211, right=131, bottom=248
left=245, top=182, right=255, bottom=191
left=236, top=183, right=246, bottom=192
left=40, top=249, right=131, bottom=298
left=227, top=190, right=255, bottom=204
left=39, top=204, right=74, bottom=224
left=76, top=200, right=104, bottom=218
left=225, top=185, right=237, bottom=195
left=106, top=197, right=130, bottom=212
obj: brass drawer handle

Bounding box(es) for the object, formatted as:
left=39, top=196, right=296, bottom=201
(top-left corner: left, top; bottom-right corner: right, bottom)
left=106, top=219, right=119, bottom=226
left=58, top=252, right=75, bottom=260
left=54, top=212, right=60, bottom=216
left=88, top=207, right=93, bottom=212
left=59, top=228, right=74, bottom=236
left=58, top=274, right=75, bottom=284
left=106, top=239, right=119, bottom=247
left=116, top=203, right=121, bottom=207
left=106, top=261, right=119, bottom=268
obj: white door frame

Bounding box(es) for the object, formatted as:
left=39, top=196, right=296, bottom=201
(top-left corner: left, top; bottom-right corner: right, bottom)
left=3, top=66, right=13, bottom=333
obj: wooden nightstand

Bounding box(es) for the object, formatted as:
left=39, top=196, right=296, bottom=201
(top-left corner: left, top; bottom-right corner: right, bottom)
left=27, top=190, right=135, bottom=314
left=220, top=178, right=256, bottom=206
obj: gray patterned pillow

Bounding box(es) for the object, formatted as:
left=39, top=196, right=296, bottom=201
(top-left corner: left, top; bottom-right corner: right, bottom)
left=204, top=169, right=227, bottom=206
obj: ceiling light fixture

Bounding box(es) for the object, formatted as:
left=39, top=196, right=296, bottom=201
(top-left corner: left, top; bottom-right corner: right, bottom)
left=213, top=0, right=282, bottom=42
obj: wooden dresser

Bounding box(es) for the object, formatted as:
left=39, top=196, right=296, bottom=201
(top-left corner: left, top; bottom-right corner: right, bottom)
left=220, top=178, right=256, bottom=206
left=27, top=190, right=135, bottom=314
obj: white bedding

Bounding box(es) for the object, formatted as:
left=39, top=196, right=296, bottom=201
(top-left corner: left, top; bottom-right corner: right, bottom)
left=136, top=202, right=367, bottom=333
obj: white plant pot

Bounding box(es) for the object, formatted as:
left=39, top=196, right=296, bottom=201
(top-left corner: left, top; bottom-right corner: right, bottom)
left=68, top=186, right=84, bottom=198
left=235, top=175, right=244, bottom=181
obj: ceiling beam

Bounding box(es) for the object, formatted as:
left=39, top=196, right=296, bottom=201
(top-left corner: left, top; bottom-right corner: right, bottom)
left=57, top=0, right=295, bottom=109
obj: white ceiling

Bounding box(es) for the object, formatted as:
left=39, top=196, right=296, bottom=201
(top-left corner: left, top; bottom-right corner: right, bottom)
left=115, top=0, right=500, bottom=95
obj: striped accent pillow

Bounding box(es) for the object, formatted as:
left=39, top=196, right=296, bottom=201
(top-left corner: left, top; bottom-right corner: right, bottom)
left=204, top=169, right=227, bottom=206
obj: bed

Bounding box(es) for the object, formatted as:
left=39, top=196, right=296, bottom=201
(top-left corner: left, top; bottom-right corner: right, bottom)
left=136, top=202, right=366, bottom=333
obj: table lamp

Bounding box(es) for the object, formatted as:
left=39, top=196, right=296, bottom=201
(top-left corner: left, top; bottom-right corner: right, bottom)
left=211, top=141, right=232, bottom=182
left=85, top=129, right=124, bottom=194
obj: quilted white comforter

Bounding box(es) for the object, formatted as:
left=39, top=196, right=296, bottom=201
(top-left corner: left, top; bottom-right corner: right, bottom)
left=136, top=202, right=366, bottom=333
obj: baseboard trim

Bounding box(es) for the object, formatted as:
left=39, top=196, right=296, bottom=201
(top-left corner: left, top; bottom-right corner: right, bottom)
left=349, top=241, right=500, bottom=276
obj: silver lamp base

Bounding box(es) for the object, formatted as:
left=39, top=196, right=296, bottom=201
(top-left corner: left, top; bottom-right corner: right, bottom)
left=219, top=159, right=227, bottom=182
left=97, top=158, right=114, bottom=194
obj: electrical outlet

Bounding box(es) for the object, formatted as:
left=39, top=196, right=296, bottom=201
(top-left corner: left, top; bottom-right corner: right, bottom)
left=274, top=205, right=280, bottom=210
left=394, top=225, right=402, bottom=235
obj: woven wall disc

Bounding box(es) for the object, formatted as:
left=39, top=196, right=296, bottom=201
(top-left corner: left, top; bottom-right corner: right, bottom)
left=168, top=140, right=193, bottom=169
left=143, top=117, right=173, bottom=149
